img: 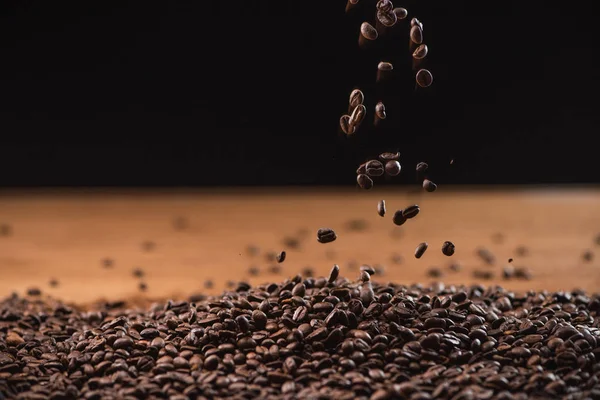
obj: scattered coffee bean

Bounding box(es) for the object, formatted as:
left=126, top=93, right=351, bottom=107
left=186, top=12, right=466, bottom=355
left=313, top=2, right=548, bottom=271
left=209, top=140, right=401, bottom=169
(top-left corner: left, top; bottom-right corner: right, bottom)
left=276, top=251, right=286, bottom=263
left=48, top=278, right=59, bottom=288
left=441, top=241, right=455, bottom=256
left=375, top=101, right=387, bottom=119
left=357, top=174, right=374, bottom=190
left=248, top=266, right=260, bottom=276
left=473, top=270, right=494, bottom=280
left=415, top=242, right=428, bottom=259
left=502, top=264, right=515, bottom=279
left=377, top=200, right=386, bottom=217
left=26, top=287, right=41, bottom=296
left=360, top=264, right=375, bottom=275
left=508, top=258, right=513, bottom=263
left=349, top=104, right=367, bottom=127
left=392, top=210, right=407, bottom=226
left=402, top=204, right=420, bottom=219
left=393, top=7, right=408, bottom=20
left=365, top=160, right=384, bottom=177
left=427, top=267, right=443, bottom=278
left=360, top=22, right=378, bottom=41
left=514, top=266, right=532, bottom=280
left=410, top=25, right=423, bottom=44
left=411, top=17, right=423, bottom=29
left=379, top=152, right=400, bottom=161
left=356, top=162, right=367, bottom=175
left=377, top=62, right=393, bottom=71
left=377, top=10, right=397, bottom=27
left=138, top=281, right=148, bottom=292
left=416, top=162, right=428, bottom=172
left=515, top=246, right=529, bottom=256
left=476, top=247, right=495, bottom=265
left=349, top=89, right=364, bottom=108
left=582, top=250, right=593, bottom=262
left=385, top=160, right=401, bottom=176
left=339, top=115, right=355, bottom=135
left=102, top=258, right=114, bottom=268
left=422, top=178, right=437, bottom=192
left=413, top=44, right=428, bottom=60
left=317, top=228, right=337, bottom=244
left=416, top=68, right=434, bottom=88
left=204, top=279, right=214, bottom=289
left=328, top=264, right=340, bottom=283
left=376, top=0, right=393, bottom=13
left=449, top=262, right=462, bottom=272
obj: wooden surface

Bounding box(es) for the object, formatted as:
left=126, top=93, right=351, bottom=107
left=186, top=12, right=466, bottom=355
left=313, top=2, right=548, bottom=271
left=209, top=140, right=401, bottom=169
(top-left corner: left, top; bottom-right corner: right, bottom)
left=1, top=187, right=600, bottom=306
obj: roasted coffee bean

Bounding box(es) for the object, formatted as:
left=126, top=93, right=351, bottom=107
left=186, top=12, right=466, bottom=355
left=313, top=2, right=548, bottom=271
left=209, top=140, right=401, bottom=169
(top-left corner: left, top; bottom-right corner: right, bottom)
left=360, top=22, right=378, bottom=41
left=473, top=270, right=494, bottom=280
left=349, top=104, right=367, bottom=127
left=328, top=265, right=340, bottom=283
left=379, top=152, right=400, bottom=161
left=132, top=267, right=145, bottom=278
left=248, top=265, right=260, bottom=276
left=377, top=62, right=393, bottom=72
left=503, top=265, right=515, bottom=279
left=276, top=251, right=286, bottom=263
left=416, top=69, right=433, bottom=88
left=508, top=258, right=513, bottom=263
left=449, top=262, right=462, bottom=272
left=102, top=258, right=114, bottom=268
left=416, top=162, right=428, bottom=172
left=26, top=287, right=41, bottom=296
left=366, top=160, right=385, bottom=177
left=340, top=115, right=355, bottom=135
left=422, top=179, right=437, bottom=192
left=582, top=250, right=593, bottom=262
left=357, top=174, right=374, bottom=190
left=375, top=101, right=387, bottom=120
left=427, top=267, right=443, bottom=278
left=402, top=205, right=420, bottom=219
left=377, top=10, right=397, bottom=27
left=415, top=242, right=428, bottom=259
left=317, top=228, right=337, bottom=244
left=360, top=265, right=375, bottom=275
left=477, top=248, right=495, bottom=265
left=385, top=160, right=401, bottom=176
left=393, top=7, right=408, bottom=20
left=349, top=89, right=364, bottom=108
left=411, top=17, right=423, bottom=29
left=139, top=282, right=148, bottom=292
left=441, top=241, right=455, bottom=256
left=410, top=25, right=423, bottom=44
left=514, top=266, right=532, bottom=280
left=413, top=44, right=428, bottom=60
left=392, top=210, right=407, bottom=226
left=48, top=278, right=59, bottom=288
left=377, top=200, right=386, bottom=217
left=376, top=0, right=393, bottom=13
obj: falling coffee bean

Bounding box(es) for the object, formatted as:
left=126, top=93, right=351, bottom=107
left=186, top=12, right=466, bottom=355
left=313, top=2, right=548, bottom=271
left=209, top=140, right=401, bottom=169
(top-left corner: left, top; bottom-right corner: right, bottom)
left=328, top=264, right=340, bottom=283
left=416, top=69, right=434, bottom=88
left=375, top=102, right=387, bottom=119
left=411, top=17, right=423, bottom=29
left=392, top=210, right=407, bottom=226
left=340, top=115, right=355, bottom=135
left=473, top=270, right=494, bottom=280
left=377, top=62, right=393, bottom=72
left=514, top=266, right=532, bottom=280
left=133, top=267, right=145, bottom=278
left=248, top=266, right=260, bottom=276
left=360, top=22, right=378, bottom=41
left=377, top=10, right=397, bottom=27
left=317, top=228, right=337, bottom=244
left=349, top=104, right=367, bottom=127
left=393, top=7, right=408, bottom=20
left=276, top=251, right=286, bottom=263
left=449, top=262, right=462, bottom=272
left=503, top=265, right=515, bottom=279
left=385, top=160, right=401, bottom=176
left=582, top=250, right=594, bottom=262
left=376, top=0, right=393, bottom=13
left=204, top=279, right=214, bottom=289
left=377, top=200, right=386, bottom=217
left=27, top=287, right=41, bottom=296
left=508, top=258, right=514, bottom=263
left=427, top=267, right=443, bottom=278
left=413, top=44, right=428, bottom=60
left=402, top=205, right=420, bottom=219
left=356, top=162, right=367, bottom=175
left=415, top=242, right=428, bottom=259
left=139, top=282, right=148, bottom=292
left=349, top=89, right=364, bottom=108
left=410, top=25, right=423, bottom=44
left=102, top=258, right=114, bottom=268
left=49, top=278, right=59, bottom=288
left=357, top=174, right=374, bottom=190
left=416, top=162, right=428, bottom=172
left=515, top=246, right=529, bottom=256
left=379, top=152, right=400, bottom=161
left=365, top=160, right=384, bottom=177
left=441, top=241, right=455, bottom=256
left=422, top=179, right=437, bottom=192
left=476, top=248, right=496, bottom=265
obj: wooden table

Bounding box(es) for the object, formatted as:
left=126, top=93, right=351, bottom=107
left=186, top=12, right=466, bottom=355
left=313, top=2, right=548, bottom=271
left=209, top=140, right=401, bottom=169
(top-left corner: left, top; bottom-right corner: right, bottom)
left=1, top=187, right=599, bottom=306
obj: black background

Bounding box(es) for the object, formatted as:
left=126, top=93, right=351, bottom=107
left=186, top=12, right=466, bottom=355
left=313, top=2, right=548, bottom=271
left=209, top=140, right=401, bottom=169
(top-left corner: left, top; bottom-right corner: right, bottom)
left=0, top=1, right=598, bottom=187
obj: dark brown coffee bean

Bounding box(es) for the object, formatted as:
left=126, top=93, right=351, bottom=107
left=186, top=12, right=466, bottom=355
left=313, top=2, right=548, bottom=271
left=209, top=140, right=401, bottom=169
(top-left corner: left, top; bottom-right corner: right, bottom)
left=317, top=228, right=337, bottom=244
left=427, top=267, right=443, bottom=278
left=357, top=174, right=374, bottom=190
left=411, top=17, right=423, bottom=29
left=204, top=279, right=213, bottom=289
left=441, top=241, right=455, bottom=256
left=379, top=152, right=400, bottom=161
left=102, top=258, right=114, bottom=268
left=377, top=62, right=393, bottom=72
left=514, top=266, right=532, bottom=280
left=349, top=89, right=364, bottom=108
left=360, top=265, right=375, bottom=276
left=376, top=0, right=393, bottom=13
left=248, top=265, right=260, bottom=276
left=410, top=25, right=423, bottom=44
left=385, top=161, right=401, bottom=176
left=477, top=248, right=495, bottom=265
left=393, top=7, right=408, bottom=20
left=415, top=242, right=428, bottom=259
left=375, top=101, right=387, bottom=119
left=392, top=210, right=407, bottom=226
left=416, top=162, right=428, bottom=172
left=582, top=250, right=593, bottom=262
left=328, top=265, right=340, bottom=283
left=48, top=278, right=59, bottom=288
left=349, top=104, right=367, bottom=127
left=276, top=251, right=286, bottom=263
left=339, top=115, right=355, bottom=135
left=422, top=179, right=437, bottom=192
left=416, top=69, right=433, bottom=88
left=132, top=267, right=144, bottom=278
left=26, top=287, right=41, bottom=296
left=402, top=205, right=420, bottom=219
left=473, top=270, right=494, bottom=280
left=366, top=160, right=384, bottom=177
left=377, top=10, right=397, bottom=27
left=413, top=44, right=428, bottom=60
left=377, top=200, right=386, bottom=217
left=508, top=258, right=513, bottom=263
left=138, top=282, right=148, bottom=292
left=360, top=22, right=378, bottom=41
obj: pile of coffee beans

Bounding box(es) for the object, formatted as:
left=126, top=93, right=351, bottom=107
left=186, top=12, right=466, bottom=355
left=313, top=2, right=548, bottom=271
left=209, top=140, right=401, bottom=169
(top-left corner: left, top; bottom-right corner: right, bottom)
left=2, top=271, right=600, bottom=399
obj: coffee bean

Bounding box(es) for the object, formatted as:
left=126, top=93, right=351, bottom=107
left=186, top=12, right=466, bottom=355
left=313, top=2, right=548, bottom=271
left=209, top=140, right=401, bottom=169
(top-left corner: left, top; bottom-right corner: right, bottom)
left=248, top=266, right=260, bottom=276
left=26, top=287, right=41, bottom=296
left=393, top=7, right=408, bottom=20
left=473, top=270, right=494, bottom=280
left=204, top=279, right=214, bottom=289
left=360, top=265, right=375, bottom=275
left=449, top=262, right=462, bottom=272
left=415, top=242, right=428, bottom=259
left=48, top=278, right=59, bottom=288
left=377, top=200, right=386, bottom=217
left=392, top=210, right=407, bottom=226
left=357, top=174, right=374, bottom=190
left=328, top=264, right=340, bottom=283
left=366, top=160, right=384, bottom=177
left=377, top=62, right=393, bottom=72
left=317, top=228, right=337, bottom=244
left=376, top=0, right=393, bottom=12
left=379, top=152, right=400, bottom=161
left=360, top=22, right=378, bottom=41
left=515, top=246, right=529, bottom=256
left=102, top=258, right=114, bottom=268
left=476, top=247, right=495, bottom=265
left=503, top=265, right=515, bottom=279
left=582, top=250, right=593, bottom=262
left=377, top=10, right=397, bottom=27
left=132, top=267, right=145, bottom=278
left=514, top=266, right=532, bottom=280
left=508, top=258, right=513, bottom=263
left=276, top=251, right=286, bottom=263
left=385, top=161, right=401, bottom=176
left=410, top=25, right=423, bottom=44
left=411, top=17, right=423, bottom=29
left=422, top=179, right=437, bottom=192
left=139, top=282, right=148, bottom=292
left=375, top=101, right=387, bottom=119
left=416, top=162, right=428, bottom=172
left=416, top=69, right=433, bottom=88
left=349, top=104, right=367, bottom=127
left=402, top=205, right=420, bottom=219
left=340, top=115, right=355, bottom=135
left=427, top=267, right=443, bottom=278
left=413, top=44, right=428, bottom=60
left=349, top=89, right=364, bottom=108
left=441, top=241, right=455, bottom=256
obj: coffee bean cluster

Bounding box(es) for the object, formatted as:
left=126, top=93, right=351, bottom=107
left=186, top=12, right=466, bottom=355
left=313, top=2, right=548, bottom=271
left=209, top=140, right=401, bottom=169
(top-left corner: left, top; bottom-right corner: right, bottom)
left=3, top=271, right=600, bottom=399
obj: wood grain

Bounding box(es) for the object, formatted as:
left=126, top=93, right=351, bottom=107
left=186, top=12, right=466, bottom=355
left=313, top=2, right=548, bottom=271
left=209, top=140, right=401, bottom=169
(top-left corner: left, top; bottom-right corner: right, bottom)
left=1, top=186, right=599, bottom=306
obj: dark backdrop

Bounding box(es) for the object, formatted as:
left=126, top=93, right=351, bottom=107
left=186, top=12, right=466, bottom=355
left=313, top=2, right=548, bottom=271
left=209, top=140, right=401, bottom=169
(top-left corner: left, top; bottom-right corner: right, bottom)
left=0, top=1, right=598, bottom=187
